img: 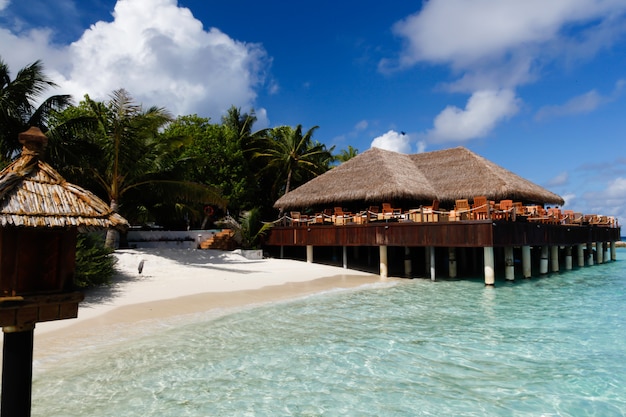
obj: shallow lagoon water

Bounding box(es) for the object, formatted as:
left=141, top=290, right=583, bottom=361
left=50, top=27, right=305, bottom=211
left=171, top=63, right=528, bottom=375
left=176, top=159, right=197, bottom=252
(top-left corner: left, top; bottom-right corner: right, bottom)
left=32, top=250, right=626, bottom=416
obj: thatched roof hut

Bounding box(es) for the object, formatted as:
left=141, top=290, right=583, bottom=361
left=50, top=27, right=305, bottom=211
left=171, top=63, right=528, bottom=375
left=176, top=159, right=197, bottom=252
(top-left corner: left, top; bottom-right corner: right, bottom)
left=274, top=146, right=437, bottom=210
left=0, top=127, right=128, bottom=231
left=274, top=146, right=564, bottom=210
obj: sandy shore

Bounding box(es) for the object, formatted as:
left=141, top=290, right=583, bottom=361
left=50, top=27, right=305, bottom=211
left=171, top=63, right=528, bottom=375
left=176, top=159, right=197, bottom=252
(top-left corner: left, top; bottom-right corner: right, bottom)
left=31, top=248, right=388, bottom=360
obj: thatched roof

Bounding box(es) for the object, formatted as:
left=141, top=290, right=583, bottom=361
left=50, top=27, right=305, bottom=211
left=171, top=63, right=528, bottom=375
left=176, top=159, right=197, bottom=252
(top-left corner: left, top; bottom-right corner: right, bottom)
left=274, top=146, right=437, bottom=209
left=410, top=147, right=564, bottom=205
left=0, top=127, right=129, bottom=231
left=274, top=146, right=564, bottom=210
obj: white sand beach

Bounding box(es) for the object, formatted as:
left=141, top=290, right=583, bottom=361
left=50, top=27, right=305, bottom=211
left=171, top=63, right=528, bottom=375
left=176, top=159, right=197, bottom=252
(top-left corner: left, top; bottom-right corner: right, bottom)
left=32, top=248, right=386, bottom=359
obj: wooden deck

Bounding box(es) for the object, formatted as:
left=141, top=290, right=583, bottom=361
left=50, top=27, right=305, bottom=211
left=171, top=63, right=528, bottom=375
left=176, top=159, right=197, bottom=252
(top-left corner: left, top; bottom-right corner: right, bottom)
left=265, top=220, right=621, bottom=248
left=265, top=220, right=621, bottom=284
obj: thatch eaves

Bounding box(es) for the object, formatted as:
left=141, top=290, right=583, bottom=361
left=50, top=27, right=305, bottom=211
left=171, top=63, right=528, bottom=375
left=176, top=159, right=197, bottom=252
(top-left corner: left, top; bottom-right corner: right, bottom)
left=411, top=147, right=564, bottom=205
left=0, top=127, right=129, bottom=232
left=274, top=147, right=437, bottom=209
left=274, top=146, right=564, bottom=210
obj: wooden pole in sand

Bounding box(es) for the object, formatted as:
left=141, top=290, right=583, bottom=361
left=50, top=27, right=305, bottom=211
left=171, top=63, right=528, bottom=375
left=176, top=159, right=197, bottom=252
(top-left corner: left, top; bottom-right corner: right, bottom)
left=1, top=326, right=34, bottom=417
left=379, top=245, right=388, bottom=278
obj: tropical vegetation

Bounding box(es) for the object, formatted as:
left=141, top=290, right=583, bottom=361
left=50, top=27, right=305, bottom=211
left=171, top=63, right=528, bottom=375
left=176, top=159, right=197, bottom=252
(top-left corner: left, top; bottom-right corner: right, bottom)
left=0, top=57, right=359, bottom=283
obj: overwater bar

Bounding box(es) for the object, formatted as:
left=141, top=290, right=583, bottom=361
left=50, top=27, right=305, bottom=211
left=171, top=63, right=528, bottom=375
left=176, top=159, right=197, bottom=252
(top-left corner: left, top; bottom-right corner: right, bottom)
left=264, top=146, right=621, bottom=284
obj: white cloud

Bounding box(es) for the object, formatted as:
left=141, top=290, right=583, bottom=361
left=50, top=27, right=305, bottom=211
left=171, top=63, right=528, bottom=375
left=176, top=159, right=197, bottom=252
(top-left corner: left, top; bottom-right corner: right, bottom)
left=427, top=89, right=520, bottom=142
left=370, top=130, right=411, bottom=154
left=389, top=0, right=626, bottom=72
left=384, top=0, right=626, bottom=144
left=1, top=0, right=270, bottom=119
left=354, top=120, right=368, bottom=131
left=546, top=172, right=569, bottom=187
left=0, top=0, right=9, bottom=11
left=604, top=177, right=626, bottom=199
left=535, top=80, right=625, bottom=120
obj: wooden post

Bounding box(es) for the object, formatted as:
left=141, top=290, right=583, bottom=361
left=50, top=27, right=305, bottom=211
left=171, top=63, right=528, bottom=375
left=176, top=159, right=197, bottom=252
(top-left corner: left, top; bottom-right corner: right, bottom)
left=379, top=245, right=388, bottom=278
left=522, top=245, right=531, bottom=278
left=280, top=245, right=284, bottom=259
left=404, top=247, right=412, bottom=277
left=550, top=245, right=559, bottom=272
left=342, top=246, right=348, bottom=269
left=611, top=241, right=617, bottom=261
left=587, top=242, right=594, bottom=266
left=565, top=246, right=573, bottom=270
left=596, top=241, right=603, bottom=264
left=448, top=247, right=457, bottom=278
left=484, top=246, right=495, bottom=286
left=1, top=326, right=34, bottom=417
left=504, top=246, right=514, bottom=281
left=540, top=246, right=549, bottom=274
left=429, top=246, right=436, bottom=281
left=577, top=244, right=585, bottom=267
left=306, top=245, right=313, bottom=263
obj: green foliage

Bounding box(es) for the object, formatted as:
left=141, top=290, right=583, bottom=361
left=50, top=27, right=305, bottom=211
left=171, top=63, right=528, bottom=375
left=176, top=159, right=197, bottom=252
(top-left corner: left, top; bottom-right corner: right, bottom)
left=0, top=56, right=72, bottom=163
left=167, top=111, right=263, bottom=216
left=252, top=124, right=334, bottom=207
left=51, top=91, right=225, bottom=235
left=336, top=145, right=359, bottom=163
left=74, top=233, right=116, bottom=288
left=219, top=207, right=272, bottom=249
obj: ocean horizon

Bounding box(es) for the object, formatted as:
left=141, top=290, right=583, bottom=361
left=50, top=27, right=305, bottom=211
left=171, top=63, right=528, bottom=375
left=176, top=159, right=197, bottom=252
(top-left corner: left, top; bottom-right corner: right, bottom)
left=31, top=249, right=626, bottom=416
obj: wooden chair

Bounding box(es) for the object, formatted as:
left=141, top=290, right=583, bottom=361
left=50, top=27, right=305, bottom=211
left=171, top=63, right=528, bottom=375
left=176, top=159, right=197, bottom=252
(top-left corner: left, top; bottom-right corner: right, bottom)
left=497, top=200, right=513, bottom=220
left=528, top=206, right=550, bottom=223
left=333, top=207, right=352, bottom=225
left=547, top=207, right=562, bottom=224
left=454, top=199, right=471, bottom=220
left=313, top=208, right=332, bottom=224
left=472, top=196, right=489, bottom=220
left=422, top=200, right=440, bottom=222
left=290, top=211, right=308, bottom=226
left=367, top=206, right=380, bottom=222
left=381, top=203, right=401, bottom=219
left=562, top=210, right=575, bottom=225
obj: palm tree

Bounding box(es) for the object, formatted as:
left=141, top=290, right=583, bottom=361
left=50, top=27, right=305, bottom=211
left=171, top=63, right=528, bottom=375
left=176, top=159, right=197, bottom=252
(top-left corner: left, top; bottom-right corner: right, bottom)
left=254, top=125, right=333, bottom=213
left=0, top=57, right=72, bottom=163
left=336, top=145, right=359, bottom=163
left=72, top=89, right=225, bottom=247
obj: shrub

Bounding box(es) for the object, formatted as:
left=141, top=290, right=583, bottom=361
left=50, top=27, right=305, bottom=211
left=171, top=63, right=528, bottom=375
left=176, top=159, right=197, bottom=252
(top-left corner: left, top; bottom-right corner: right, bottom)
left=74, top=232, right=116, bottom=288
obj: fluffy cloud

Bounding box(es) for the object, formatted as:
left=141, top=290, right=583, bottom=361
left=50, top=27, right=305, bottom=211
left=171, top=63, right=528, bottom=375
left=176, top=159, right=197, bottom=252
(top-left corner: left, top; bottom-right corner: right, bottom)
left=546, top=172, right=570, bottom=188
left=390, top=0, right=626, bottom=72
left=385, top=0, right=626, bottom=142
left=427, top=89, right=520, bottom=142
left=370, top=130, right=411, bottom=154
left=535, top=80, right=625, bottom=121
left=1, top=0, right=270, bottom=120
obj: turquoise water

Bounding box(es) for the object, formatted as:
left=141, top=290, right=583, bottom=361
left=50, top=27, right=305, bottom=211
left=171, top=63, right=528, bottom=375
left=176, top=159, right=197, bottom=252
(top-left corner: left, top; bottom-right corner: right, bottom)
left=32, top=251, right=626, bottom=416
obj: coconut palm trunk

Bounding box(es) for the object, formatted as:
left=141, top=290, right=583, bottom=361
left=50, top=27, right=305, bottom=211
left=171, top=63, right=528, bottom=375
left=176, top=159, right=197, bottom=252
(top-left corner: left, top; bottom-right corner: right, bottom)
left=105, top=200, right=120, bottom=248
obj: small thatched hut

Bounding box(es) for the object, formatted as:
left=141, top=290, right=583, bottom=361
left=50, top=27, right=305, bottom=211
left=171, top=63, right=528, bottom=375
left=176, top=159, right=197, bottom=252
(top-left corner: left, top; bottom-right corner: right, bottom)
left=0, top=127, right=128, bottom=231
left=0, top=127, right=128, bottom=299
left=274, top=146, right=564, bottom=211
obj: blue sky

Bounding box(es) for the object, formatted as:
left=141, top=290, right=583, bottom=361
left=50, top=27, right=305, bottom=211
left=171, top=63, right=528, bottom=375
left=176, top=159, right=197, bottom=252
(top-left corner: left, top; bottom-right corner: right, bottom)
left=1, top=0, right=626, bottom=221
